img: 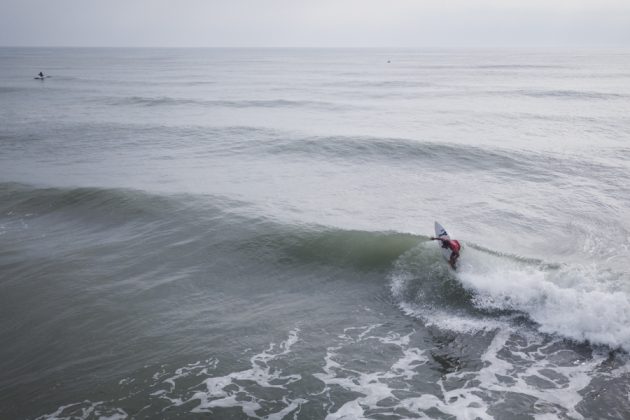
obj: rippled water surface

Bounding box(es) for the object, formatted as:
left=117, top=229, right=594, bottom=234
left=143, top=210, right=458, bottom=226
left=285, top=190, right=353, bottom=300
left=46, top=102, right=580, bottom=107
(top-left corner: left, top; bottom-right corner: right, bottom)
left=1, top=48, right=630, bottom=419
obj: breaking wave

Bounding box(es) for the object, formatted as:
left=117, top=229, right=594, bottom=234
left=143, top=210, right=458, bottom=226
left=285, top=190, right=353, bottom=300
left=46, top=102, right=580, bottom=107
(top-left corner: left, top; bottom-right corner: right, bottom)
left=391, top=241, right=630, bottom=351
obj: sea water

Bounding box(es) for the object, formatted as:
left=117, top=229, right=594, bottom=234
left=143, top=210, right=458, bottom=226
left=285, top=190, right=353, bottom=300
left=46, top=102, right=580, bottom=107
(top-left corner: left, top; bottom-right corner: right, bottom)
left=1, top=48, right=630, bottom=419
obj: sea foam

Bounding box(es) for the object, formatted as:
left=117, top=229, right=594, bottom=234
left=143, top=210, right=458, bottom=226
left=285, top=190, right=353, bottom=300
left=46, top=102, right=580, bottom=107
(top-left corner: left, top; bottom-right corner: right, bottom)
left=457, top=247, right=630, bottom=350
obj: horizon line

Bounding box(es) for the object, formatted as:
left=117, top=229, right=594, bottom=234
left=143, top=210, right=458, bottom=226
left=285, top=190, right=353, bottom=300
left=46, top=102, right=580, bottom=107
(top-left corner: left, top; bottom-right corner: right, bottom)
left=1, top=45, right=629, bottom=50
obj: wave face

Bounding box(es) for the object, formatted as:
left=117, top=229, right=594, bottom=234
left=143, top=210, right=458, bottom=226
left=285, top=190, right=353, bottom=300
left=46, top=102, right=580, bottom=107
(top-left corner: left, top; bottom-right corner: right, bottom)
left=4, top=183, right=628, bottom=350
left=2, top=48, right=630, bottom=419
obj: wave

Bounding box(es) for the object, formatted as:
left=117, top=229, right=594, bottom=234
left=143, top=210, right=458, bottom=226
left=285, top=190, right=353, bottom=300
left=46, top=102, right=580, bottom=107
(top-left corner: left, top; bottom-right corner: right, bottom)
left=270, top=135, right=506, bottom=166
left=26, top=117, right=620, bottom=185
left=6, top=117, right=626, bottom=193
left=268, top=134, right=624, bottom=183
left=0, top=183, right=419, bottom=271
left=325, top=79, right=434, bottom=89
left=4, top=183, right=630, bottom=351
left=459, top=251, right=630, bottom=350
left=0, top=183, right=184, bottom=224
left=271, top=133, right=630, bottom=197
left=391, top=241, right=630, bottom=351
left=504, top=89, right=626, bottom=100
left=476, top=64, right=561, bottom=69
left=107, top=95, right=353, bottom=110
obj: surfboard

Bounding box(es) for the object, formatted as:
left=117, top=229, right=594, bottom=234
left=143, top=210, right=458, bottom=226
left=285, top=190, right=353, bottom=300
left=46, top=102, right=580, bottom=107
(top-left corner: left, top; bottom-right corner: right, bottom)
left=34, top=76, right=50, bottom=80
left=434, top=221, right=452, bottom=262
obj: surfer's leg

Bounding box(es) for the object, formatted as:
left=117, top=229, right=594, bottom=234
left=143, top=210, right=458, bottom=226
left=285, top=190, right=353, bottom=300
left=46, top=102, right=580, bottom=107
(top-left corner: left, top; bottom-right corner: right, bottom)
left=449, top=253, right=459, bottom=269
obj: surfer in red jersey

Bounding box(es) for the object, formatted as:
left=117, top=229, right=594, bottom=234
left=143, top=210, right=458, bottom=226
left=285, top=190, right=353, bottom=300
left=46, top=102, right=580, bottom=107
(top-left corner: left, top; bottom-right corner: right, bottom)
left=430, top=236, right=461, bottom=269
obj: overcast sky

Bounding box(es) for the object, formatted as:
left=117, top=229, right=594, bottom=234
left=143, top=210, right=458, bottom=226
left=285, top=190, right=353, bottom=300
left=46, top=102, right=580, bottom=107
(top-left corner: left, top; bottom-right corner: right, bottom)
left=1, top=0, right=629, bottom=48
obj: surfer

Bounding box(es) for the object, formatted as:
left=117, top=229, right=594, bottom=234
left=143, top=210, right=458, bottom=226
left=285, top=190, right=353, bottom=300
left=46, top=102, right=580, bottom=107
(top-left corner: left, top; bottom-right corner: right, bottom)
left=430, top=236, right=461, bottom=269
left=38, top=72, right=44, bottom=78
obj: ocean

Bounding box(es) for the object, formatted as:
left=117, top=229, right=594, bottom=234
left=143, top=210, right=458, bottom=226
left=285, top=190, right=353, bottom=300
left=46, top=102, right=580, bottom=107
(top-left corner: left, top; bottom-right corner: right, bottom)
left=1, top=47, right=629, bottom=419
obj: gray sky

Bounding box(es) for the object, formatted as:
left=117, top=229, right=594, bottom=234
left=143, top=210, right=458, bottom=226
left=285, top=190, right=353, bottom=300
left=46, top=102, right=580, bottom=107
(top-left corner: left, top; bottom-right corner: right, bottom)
left=1, top=0, right=629, bottom=48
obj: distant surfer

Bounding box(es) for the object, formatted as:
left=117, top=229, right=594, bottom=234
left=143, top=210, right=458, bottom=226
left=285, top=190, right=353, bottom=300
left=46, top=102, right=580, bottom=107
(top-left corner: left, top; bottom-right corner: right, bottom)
left=38, top=72, right=44, bottom=78
left=430, top=236, right=461, bottom=269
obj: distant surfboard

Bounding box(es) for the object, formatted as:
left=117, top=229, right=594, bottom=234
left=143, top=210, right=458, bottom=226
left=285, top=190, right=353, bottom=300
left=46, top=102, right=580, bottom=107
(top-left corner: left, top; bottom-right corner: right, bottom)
left=434, top=221, right=452, bottom=262
left=34, top=76, right=51, bottom=80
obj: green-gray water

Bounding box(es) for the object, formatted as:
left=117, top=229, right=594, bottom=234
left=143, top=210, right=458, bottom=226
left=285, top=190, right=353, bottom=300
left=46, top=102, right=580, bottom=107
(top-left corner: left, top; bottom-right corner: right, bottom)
left=1, top=48, right=630, bottom=419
